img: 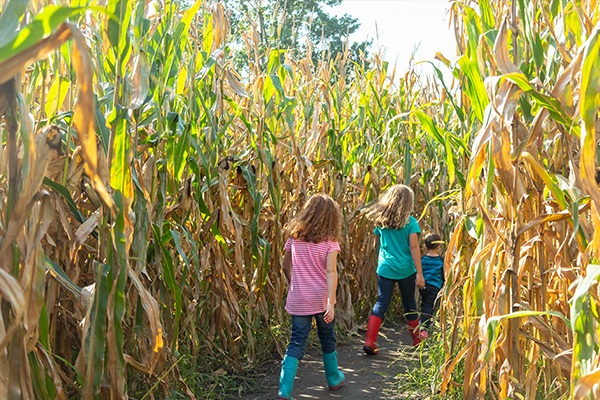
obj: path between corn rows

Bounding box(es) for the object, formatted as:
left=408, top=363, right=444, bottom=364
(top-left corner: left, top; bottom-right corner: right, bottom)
left=235, top=324, right=416, bottom=400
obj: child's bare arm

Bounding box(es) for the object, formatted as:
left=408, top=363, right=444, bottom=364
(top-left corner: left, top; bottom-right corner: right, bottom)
left=282, top=251, right=292, bottom=283
left=324, top=251, right=338, bottom=324
left=409, top=233, right=425, bottom=289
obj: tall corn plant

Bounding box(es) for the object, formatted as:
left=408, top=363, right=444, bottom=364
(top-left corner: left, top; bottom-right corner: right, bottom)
left=435, top=0, right=600, bottom=398
left=0, top=0, right=465, bottom=398
left=0, top=0, right=207, bottom=397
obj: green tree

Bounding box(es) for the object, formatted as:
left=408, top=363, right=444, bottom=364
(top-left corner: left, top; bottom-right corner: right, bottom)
left=224, top=0, right=371, bottom=70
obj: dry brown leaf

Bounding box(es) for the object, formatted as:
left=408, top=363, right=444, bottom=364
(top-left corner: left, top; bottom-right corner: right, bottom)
left=54, top=194, right=74, bottom=241
left=73, top=210, right=99, bottom=249
left=0, top=126, right=61, bottom=270
left=225, top=70, right=249, bottom=98
left=574, top=367, right=600, bottom=399
left=493, top=20, right=520, bottom=75
left=33, top=344, right=68, bottom=400
left=69, top=24, right=116, bottom=215
left=127, top=266, right=164, bottom=373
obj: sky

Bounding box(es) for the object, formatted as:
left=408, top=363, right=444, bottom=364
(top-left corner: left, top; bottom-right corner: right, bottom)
left=328, top=0, right=458, bottom=77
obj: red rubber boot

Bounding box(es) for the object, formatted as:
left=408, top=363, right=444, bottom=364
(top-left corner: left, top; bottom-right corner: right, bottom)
left=363, top=315, right=382, bottom=355
left=407, top=319, right=422, bottom=346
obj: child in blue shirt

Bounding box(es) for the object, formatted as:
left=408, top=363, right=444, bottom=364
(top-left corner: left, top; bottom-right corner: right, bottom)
left=419, top=233, right=445, bottom=337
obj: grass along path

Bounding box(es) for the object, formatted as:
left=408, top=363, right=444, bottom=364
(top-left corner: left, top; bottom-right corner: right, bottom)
left=235, top=323, right=424, bottom=400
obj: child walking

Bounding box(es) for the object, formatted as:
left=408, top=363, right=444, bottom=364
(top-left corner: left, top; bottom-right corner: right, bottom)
left=418, top=233, right=445, bottom=338
left=363, top=184, right=425, bottom=355
left=277, top=194, right=345, bottom=400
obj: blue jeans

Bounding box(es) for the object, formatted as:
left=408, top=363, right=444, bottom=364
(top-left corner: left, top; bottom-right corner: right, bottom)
left=285, top=312, right=337, bottom=360
left=419, top=284, right=441, bottom=331
left=371, top=273, right=418, bottom=321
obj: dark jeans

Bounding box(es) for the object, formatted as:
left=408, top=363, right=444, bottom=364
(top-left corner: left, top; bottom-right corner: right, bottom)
left=419, top=284, right=441, bottom=331
left=371, top=273, right=418, bottom=322
left=285, top=312, right=337, bottom=360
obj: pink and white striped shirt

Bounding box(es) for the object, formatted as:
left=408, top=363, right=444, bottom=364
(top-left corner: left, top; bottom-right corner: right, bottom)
left=284, top=238, right=341, bottom=315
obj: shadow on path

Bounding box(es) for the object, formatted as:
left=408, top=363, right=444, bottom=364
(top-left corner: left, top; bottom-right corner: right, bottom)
left=235, top=324, right=415, bottom=400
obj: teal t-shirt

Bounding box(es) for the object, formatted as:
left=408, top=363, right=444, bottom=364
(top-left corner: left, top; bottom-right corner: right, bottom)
left=374, top=216, right=421, bottom=280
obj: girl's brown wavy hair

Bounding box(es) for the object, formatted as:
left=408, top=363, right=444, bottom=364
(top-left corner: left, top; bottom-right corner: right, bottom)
left=286, top=194, right=342, bottom=243
left=366, top=184, right=414, bottom=230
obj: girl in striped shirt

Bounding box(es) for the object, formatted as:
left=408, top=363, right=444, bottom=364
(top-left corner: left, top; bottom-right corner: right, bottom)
left=277, top=194, right=345, bottom=400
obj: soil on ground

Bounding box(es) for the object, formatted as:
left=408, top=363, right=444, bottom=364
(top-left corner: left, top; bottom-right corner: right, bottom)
left=234, top=323, right=417, bottom=400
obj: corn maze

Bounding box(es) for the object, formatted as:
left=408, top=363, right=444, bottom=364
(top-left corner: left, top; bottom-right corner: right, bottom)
left=0, top=0, right=599, bottom=399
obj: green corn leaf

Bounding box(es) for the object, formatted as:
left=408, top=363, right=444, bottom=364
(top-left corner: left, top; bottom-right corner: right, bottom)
left=422, top=60, right=465, bottom=123
left=0, top=6, right=84, bottom=63
left=522, top=152, right=567, bottom=207
left=570, top=264, right=600, bottom=378
left=403, top=140, right=411, bottom=186
left=173, top=127, right=190, bottom=183
left=83, top=262, right=111, bottom=395
left=170, top=230, right=190, bottom=272
left=503, top=72, right=573, bottom=128
left=268, top=49, right=284, bottom=74
left=267, top=156, right=281, bottom=214
left=131, top=173, right=150, bottom=272
left=257, top=236, right=271, bottom=293
left=578, top=25, right=600, bottom=246
left=532, top=33, right=545, bottom=69
left=0, top=0, right=31, bottom=49
left=28, top=351, right=50, bottom=400
left=43, top=177, right=85, bottom=224
left=163, top=0, right=202, bottom=88
left=579, top=26, right=600, bottom=131
left=413, top=110, right=444, bottom=145
left=180, top=226, right=201, bottom=284
left=463, top=6, right=482, bottom=60
left=457, top=55, right=488, bottom=123
left=473, top=217, right=485, bottom=316
left=45, top=257, right=82, bottom=297
left=485, top=150, right=495, bottom=206
left=445, top=134, right=456, bottom=186
left=479, top=0, right=495, bottom=32
left=106, top=0, right=132, bottom=71
left=251, top=192, right=263, bottom=262
left=152, top=224, right=182, bottom=349
left=38, top=304, right=50, bottom=350
left=203, top=12, right=214, bottom=54
left=241, top=165, right=257, bottom=199
left=95, top=97, right=111, bottom=153
left=263, top=75, right=276, bottom=106
left=109, top=191, right=128, bottom=395
left=110, top=117, right=133, bottom=200
left=563, top=2, right=583, bottom=47
left=133, top=0, right=146, bottom=44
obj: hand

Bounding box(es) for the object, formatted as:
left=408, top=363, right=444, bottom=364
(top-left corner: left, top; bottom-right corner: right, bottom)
left=416, top=273, right=425, bottom=290
left=324, top=302, right=335, bottom=324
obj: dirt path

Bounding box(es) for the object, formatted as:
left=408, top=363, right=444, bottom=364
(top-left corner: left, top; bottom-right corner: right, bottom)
left=235, top=324, right=415, bottom=400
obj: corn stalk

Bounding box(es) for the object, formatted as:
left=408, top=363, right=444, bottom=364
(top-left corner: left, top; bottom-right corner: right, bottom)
left=439, top=0, right=600, bottom=398
left=0, top=0, right=464, bottom=398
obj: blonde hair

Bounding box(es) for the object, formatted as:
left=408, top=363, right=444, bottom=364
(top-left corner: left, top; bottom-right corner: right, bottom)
left=366, top=184, right=414, bottom=230
left=286, top=194, right=342, bottom=243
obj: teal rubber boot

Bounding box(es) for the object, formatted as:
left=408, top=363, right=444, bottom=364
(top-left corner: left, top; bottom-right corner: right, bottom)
left=277, top=356, right=299, bottom=399
left=322, top=351, right=345, bottom=390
